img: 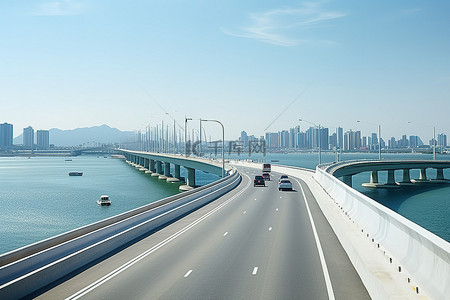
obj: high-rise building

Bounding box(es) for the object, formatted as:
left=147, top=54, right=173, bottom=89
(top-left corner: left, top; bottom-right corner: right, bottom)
left=37, top=130, right=50, bottom=150
left=337, top=127, right=343, bottom=150
left=371, top=133, right=378, bottom=150
left=0, top=123, right=14, bottom=149
left=438, top=133, right=447, bottom=148
left=23, top=126, right=34, bottom=150
left=344, top=130, right=361, bottom=151
left=240, top=131, right=248, bottom=147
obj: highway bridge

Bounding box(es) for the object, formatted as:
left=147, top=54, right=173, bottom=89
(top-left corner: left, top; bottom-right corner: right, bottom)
left=1, top=153, right=449, bottom=299
left=326, top=159, right=450, bottom=187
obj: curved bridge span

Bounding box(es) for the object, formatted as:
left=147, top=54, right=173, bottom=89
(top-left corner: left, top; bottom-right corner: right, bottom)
left=325, top=160, right=450, bottom=187
left=315, top=160, right=450, bottom=300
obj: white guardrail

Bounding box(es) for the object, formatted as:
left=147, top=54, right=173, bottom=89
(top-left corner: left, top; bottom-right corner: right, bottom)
left=314, top=166, right=450, bottom=300
left=0, top=168, right=241, bottom=299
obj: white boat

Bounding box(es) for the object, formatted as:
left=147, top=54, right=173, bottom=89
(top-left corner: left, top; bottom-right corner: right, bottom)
left=97, top=195, right=111, bottom=206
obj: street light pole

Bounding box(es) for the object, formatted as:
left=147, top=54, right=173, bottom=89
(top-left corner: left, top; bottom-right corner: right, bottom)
left=433, top=126, right=436, bottom=160
left=185, top=116, right=192, bottom=156
left=201, top=119, right=225, bottom=177
left=378, top=124, right=381, bottom=160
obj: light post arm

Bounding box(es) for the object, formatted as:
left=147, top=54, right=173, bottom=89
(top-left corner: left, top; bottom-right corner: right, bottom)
left=201, top=119, right=225, bottom=177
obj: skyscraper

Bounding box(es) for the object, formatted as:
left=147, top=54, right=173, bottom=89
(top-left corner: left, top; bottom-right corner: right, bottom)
left=240, top=131, right=248, bottom=148
left=23, top=126, right=34, bottom=150
left=37, top=130, right=50, bottom=150
left=0, top=123, right=13, bottom=149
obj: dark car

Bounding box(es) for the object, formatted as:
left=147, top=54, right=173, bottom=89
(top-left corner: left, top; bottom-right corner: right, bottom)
left=280, top=174, right=289, bottom=181
left=262, top=173, right=270, bottom=181
left=254, top=175, right=265, bottom=187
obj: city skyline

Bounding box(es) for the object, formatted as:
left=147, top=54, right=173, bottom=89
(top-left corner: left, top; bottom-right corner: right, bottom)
left=1, top=120, right=447, bottom=151
left=1, top=1, right=449, bottom=140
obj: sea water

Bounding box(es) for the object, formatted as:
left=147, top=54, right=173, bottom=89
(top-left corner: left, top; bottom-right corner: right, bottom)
left=1, top=152, right=448, bottom=254
left=0, top=156, right=219, bottom=254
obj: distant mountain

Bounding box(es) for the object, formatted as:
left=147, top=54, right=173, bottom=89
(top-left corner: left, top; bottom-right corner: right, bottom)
left=13, top=124, right=136, bottom=147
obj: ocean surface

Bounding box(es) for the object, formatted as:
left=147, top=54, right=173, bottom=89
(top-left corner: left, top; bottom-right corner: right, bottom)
left=1, top=152, right=448, bottom=254
left=0, top=156, right=219, bottom=254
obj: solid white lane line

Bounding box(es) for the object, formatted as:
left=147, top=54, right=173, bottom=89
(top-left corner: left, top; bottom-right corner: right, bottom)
left=223, top=231, right=228, bottom=236
left=184, top=270, right=193, bottom=278
left=294, top=177, right=335, bottom=300
left=66, top=173, right=252, bottom=300
left=252, top=267, right=258, bottom=275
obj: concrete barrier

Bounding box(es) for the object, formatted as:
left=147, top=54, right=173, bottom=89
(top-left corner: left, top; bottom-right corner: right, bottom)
left=314, top=166, right=450, bottom=300
left=0, top=169, right=241, bottom=299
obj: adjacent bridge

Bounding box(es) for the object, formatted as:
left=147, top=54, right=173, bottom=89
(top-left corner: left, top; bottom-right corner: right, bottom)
left=121, top=149, right=227, bottom=190
left=326, top=159, right=450, bottom=188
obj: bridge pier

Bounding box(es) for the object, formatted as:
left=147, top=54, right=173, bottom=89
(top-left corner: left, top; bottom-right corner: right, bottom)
left=151, top=161, right=163, bottom=177
left=386, top=170, right=397, bottom=186
left=167, top=164, right=182, bottom=183
left=175, top=165, right=181, bottom=179
left=420, top=168, right=427, bottom=180
left=159, top=162, right=170, bottom=180
left=150, top=159, right=156, bottom=172
left=412, top=168, right=429, bottom=183
left=370, top=171, right=378, bottom=184
left=362, top=171, right=380, bottom=188
left=180, top=167, right=196, bottom=191
left=436, top=168, right=445, bottom=180
left=396, top=168, right=413, bottom=185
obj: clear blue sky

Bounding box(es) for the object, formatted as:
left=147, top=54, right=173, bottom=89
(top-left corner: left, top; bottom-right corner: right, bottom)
left=1, top=0, right=449, bottom=142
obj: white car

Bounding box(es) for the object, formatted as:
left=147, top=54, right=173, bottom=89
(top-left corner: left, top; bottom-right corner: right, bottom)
left=278, top=179, right=293, bottom=191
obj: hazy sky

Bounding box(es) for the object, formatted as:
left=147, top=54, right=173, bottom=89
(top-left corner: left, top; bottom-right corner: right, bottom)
left=1, top=0, right=449, bottom=142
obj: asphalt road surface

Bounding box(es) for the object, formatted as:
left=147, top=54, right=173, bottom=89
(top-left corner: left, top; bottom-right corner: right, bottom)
left=35, top=166, right=370, bottom=300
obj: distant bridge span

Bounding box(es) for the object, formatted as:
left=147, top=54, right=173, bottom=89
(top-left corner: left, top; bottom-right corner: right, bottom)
left=325, top=160, right=450, bottom=187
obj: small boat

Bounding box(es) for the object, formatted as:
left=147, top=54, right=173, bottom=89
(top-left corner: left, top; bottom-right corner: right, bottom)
left=68, top=172, right=83, bottom=176
left=65, top=159, right=72, bottom=162
left=97, top=195, right=111, bottom=206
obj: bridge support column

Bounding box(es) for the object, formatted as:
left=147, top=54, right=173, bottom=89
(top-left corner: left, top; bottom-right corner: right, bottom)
left=420, top=168, right=428, bottom=181
left=180, top=167, right=195, bottom=191
left=396, top=169, right=413, bottom=185
left=362, top=171, right=381, bottom=188
left=174, top=165, right=181, bottom=179
left=343, top=175, right=352, bottom=187
left=386, top=170, right=396, bottom=185
left=436, top=168, right=445, bottom=180
left=150, top=159, right=156, bottom=172
left=144, top=158, right=149, bottom=169
left=167, top=164, right=182, bottom=183
left=370, top=171, right=379, bottom=184
left=159, top=162, right=170, bottom=180
left=152, top=161, right=163, bottom=177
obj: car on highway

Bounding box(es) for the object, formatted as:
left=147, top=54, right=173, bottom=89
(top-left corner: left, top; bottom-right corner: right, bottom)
left=263, top=163, right=271, bottom=172
left=262, top=173, right=270, bottom=181
left=254, top=175, right=265, bottom=187
left=279, top=174, right=288, bottom=181
left=278, top=179, right=293, bottom=191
